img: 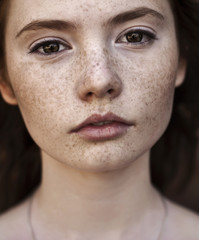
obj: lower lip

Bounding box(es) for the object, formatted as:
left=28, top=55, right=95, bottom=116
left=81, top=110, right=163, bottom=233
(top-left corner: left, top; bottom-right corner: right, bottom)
left=74, top=122, right=131, bottom=141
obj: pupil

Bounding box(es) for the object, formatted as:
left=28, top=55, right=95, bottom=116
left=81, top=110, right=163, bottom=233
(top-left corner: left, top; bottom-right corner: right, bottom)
left=126, top=33, right=143, bottom=42
left=43, top=43, right=59, bottom=53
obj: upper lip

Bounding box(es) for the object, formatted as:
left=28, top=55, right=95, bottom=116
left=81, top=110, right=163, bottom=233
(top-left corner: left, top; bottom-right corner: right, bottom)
left=70, top=112, right=134, bottom=132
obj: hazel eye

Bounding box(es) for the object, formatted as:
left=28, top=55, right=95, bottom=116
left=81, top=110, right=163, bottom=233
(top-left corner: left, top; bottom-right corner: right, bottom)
left=29, top=39, right=71, bottom=55
left=116, top=27, right=157, bottom=47
left=126, top=32, right=143, bottom=43
left=42, top=42, right=60, bottom=53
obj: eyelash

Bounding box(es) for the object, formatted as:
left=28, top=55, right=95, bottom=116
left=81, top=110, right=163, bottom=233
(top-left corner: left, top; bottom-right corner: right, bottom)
left=28, top=28, right=157, bottom=56
left=29, top=39, right=71, bottom=56
left=116, top=27, right=157, bottom=47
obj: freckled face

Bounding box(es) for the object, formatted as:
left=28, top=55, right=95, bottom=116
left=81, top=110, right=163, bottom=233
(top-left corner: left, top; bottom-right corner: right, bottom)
left=5, top=0, right=182, bottom=171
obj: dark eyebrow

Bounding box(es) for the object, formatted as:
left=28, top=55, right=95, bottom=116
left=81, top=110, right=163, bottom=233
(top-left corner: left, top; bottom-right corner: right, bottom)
left=16, top=7, right=164, bottom=38
left=106, top=7, right=164, bottom=26
left=15, top=20, right=77, bottom=38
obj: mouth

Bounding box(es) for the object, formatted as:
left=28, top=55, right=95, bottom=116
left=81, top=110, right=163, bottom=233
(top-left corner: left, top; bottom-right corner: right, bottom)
left=70, top=112, right=134, bottom=141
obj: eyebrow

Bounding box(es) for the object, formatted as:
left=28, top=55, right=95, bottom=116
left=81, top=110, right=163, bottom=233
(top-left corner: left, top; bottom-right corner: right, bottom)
left=15, top=20, right=77, bottom=38
left=107, top=7, right=164, bottom=26
left=15, top=7, right=164, bottom=38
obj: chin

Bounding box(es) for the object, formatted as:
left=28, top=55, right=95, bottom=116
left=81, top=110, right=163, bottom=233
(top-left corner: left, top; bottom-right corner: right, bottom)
left=54, top=144, right=148, bottom=173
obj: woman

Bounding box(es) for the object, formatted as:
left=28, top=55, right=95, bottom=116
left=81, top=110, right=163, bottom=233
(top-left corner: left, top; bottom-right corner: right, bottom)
left=0, top=0, right=199, bottom=239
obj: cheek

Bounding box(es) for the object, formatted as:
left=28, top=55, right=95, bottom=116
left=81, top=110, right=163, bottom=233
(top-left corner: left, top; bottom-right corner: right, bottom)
left=110, top=45, right=179, bottom=142
left=6, top=57, right=80, bottom=139
left=117, top=47, right=177, bottom=108
left=138, top=56, right=176, bottom=116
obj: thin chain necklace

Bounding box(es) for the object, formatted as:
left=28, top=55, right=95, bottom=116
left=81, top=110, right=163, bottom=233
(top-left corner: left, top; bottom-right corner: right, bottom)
left=28, top=194, right=168, bottom=240
left=28, top=195, right=37, bottom=240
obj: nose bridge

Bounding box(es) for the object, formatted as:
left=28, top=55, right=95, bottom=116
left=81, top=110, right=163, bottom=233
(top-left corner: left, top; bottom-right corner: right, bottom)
left=83, top=43, right=110, bottom=77
left=76, top=42, right=123, bottom=101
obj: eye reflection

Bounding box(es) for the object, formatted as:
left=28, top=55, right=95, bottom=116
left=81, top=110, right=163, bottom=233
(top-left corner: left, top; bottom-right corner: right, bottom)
left=116, top=27, right=157, bottom=47
left=126, top=32, right=143, bottom=43
left=29, top=39, right=71, bottom=55
left=42, top=42, right=59, bottom=53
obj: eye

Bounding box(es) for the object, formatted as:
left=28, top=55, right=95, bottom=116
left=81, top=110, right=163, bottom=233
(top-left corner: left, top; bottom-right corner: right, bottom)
left=116, top=27, right=157, bottom=47
left=126, top=32, right=144, bottom=43
left=29, top=39, right=72, bottom=55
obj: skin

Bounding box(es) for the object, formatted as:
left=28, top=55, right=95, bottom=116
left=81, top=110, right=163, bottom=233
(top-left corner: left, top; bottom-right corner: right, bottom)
left=0, top=0, right=199, bottom=239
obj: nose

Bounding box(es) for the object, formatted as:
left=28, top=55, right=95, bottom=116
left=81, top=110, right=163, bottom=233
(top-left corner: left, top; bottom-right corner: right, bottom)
left=76, top=50, right=123, bottom=102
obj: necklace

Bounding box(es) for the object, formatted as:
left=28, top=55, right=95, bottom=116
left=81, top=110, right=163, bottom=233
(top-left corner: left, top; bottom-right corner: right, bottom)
left=28, top=194, right=168, bottom=240
left=28, top=195, right=37, bottom=240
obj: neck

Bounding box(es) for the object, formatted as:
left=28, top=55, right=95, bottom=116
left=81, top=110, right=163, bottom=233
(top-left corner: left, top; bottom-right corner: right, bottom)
left=32, top=151, right=164, bottom=240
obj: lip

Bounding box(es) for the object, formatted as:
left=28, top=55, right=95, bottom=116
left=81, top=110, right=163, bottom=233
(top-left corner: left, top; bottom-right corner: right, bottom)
left=70, top=112, right=134, bottom=141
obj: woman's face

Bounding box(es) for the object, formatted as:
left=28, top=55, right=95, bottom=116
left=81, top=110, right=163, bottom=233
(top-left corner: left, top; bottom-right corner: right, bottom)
left=2, top=0, right=185, bottom=171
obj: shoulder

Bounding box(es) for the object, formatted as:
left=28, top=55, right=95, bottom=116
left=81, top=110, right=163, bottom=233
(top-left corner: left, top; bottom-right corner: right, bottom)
left=0, top=197, right=31, bottom=240
left=162, top=199, right=199, bottom=240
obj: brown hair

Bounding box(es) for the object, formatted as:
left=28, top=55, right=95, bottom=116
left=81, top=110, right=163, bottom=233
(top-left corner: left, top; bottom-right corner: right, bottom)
left=0, top=0, right=41, bottom=213
left=151, top=0, right=199, bottom=194
left=0, top=0, right=199, bottom=213
left=0, top=0, right=9, bottom=81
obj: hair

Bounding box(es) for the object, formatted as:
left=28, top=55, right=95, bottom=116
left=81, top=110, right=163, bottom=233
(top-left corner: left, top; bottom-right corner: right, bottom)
left=151, top=0, right=199, bottom=194
left=0, top=0, right=199, bottom=214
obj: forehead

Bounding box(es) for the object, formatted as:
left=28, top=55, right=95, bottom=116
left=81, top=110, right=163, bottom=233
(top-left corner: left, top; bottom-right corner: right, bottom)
left=8, top=0, right=172, bottom=30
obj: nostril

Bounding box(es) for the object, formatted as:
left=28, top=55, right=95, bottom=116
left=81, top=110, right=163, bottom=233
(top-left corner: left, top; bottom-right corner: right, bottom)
left=108, top=89, right=114, bottom=94
left=86, top=92, right=93, bottom=97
